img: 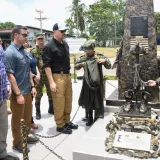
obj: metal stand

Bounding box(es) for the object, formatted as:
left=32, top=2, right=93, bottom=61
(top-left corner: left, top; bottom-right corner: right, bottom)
left=73, top=55, right=77, bottom=83
left=118, top=43, right=151, bottom=118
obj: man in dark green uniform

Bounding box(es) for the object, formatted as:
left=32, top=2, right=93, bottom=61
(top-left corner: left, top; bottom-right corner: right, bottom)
left=75, top=40, right=111, bottom=126
left=31, top=34, right=54, bottom=120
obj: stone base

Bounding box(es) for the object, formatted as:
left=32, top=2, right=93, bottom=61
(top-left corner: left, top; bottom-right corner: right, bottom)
left=72, top=111, right=160, bottom=160
left=118, top=103, right=151, bottom=118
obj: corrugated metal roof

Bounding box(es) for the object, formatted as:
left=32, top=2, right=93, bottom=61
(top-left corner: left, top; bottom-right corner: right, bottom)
left=0, top=28, right=12, bottom=31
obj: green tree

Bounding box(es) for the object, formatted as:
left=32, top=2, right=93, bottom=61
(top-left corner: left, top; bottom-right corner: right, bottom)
left=155, top=12, right=160, bottom=34
left=67, top=0, right=85, bottom=36
left=84, top=0, right=125, bottom=46
left=0, top=22, right=15, bottom=29
left=65, top=18, right=76, bottom=36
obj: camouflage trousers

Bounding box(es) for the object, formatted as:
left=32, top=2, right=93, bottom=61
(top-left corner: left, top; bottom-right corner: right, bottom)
left=35, top=73, right=52, bottom=103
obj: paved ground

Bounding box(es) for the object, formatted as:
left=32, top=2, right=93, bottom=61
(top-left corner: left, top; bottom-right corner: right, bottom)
left=6, top=80, right=118, bottom=160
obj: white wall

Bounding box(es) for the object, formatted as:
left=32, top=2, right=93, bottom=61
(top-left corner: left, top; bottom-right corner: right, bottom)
left=66, top=37, right=86, bottom=54
left=27, top=27, right=52, bottom=47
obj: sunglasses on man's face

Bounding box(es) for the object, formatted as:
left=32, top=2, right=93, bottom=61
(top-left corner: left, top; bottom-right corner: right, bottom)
left=37, top=38, right=43, bottom=40
left=60, top=30, right=66, bottom=33
left=21, top=33, right=28, bottom=37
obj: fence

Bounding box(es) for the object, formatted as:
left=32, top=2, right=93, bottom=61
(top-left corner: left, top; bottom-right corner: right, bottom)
left=106, top=38, right=122, bottom=47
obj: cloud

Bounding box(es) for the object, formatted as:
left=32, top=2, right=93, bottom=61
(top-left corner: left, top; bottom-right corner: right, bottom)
left=0, top=0, right=22, bottom=24
left=0, top=0, right=74, bottom=30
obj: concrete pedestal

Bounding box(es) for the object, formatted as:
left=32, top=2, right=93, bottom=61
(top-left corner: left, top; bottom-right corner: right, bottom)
left=73, top=107, right=160, bottom=160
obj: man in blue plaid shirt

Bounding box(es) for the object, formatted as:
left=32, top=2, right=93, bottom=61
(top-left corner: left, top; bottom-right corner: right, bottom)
left=0, top=38, right=19, bottom=160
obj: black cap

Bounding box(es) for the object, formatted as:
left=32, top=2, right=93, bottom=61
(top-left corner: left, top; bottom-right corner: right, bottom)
left=53, top=23, right=68, bottom=31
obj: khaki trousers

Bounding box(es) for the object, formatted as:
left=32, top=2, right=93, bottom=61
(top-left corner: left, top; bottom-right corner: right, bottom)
left=52, top=74, right=72, bottom=128
left=10, top=93, right=32, bottom=147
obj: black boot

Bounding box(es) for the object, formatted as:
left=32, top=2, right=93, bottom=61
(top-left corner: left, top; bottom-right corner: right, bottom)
left=139, top=91, right=150, bottom=114
left=56, top=126, right=72, bottom=134
left=86, top=111, right=93, bottom=126
left=48, top=99, right=54, bottom=115
left=35, top=102, right=41, bottom=120
left=122, top=90, right=134, bottom=112
left=82, top=109, right=89, bottom=122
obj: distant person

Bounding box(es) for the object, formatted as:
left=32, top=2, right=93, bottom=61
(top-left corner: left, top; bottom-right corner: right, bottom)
left=112, top=40, right=123, bottom=78
left=43, top=23, right=78, bottom=134
left=75, top=40, right=111, bottom=126
left=0, top=37, right=19, bottom=160
left=5, top=25, right=39, bottom=153
left=31, top=33, right=53, bottom=120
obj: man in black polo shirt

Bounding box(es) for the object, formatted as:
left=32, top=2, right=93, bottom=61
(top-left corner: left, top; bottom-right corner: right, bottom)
left=42, top=23, right=78, bottom=134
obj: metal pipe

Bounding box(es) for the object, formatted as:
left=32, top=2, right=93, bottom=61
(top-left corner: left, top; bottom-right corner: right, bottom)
left=73, top=55, right=77, bottom=83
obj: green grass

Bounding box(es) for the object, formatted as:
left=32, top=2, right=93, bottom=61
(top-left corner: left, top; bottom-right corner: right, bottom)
left=70, top=73, right=77, bottom=79
left=70, top=47, right=118, bottom=64
left=105, top=75, right=118, bottom=80
left=71, top=74, right=118, bottom=80
left=43, top=86, right=46, bottom=93
left=70, top=46, right=160, bottom=64
left=94, top=47, right=118, bottom=57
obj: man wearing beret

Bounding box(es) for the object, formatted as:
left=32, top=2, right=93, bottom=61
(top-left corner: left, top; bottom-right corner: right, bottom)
left=42, top=23, right=78, bottom=134
left=31, top=34, right=54, bottom=120
left=75, top=40, right=111, bottom=126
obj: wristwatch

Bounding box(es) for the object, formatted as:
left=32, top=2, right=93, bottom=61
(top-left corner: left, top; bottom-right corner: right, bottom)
left=31, top=86, right=36, bottom=89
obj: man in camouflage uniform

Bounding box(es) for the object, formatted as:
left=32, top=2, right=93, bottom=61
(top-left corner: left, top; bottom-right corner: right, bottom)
left=31, top=33, right=54, bottom=120
left=75, top=40, right=111, bottom=126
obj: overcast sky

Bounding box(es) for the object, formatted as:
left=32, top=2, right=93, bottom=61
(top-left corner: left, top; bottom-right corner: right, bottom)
left=0, top=0, right=160, bottom=31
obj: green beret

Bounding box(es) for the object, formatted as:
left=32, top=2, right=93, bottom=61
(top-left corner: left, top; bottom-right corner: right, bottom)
left=36, top=33, right=44, bottom=39
left=82, top=40, right=95, bottom=53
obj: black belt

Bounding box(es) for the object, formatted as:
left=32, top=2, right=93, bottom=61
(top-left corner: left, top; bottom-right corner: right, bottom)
left=53, top=71, right=70, bottom=74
